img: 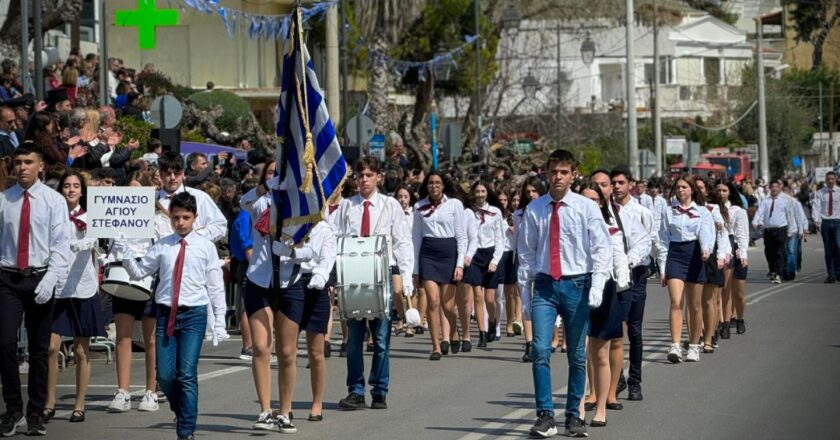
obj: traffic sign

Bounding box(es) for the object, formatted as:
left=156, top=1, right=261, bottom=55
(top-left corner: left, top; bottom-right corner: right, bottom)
left=149, top=95, right=183, bottom=129
left=346, top=114, right=374, bottom=149
left=369, top=134, right=385, bottom=161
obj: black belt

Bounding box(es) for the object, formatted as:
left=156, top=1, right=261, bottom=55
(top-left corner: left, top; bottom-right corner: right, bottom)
left=1, top=266, right=48, bottom=277
left=157, top=304, right=201, bottom=313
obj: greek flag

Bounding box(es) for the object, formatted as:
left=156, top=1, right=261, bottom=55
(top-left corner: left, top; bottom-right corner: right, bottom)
left=272, top=8, right=347, bottom=245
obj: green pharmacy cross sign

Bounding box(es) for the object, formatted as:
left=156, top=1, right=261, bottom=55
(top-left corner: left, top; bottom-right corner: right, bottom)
left=115, top=0, right=179, bottom=50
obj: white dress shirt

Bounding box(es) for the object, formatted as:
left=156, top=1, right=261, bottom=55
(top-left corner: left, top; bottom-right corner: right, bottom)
left=706, top=204, right=732, bottom=260
left=657, top=201, right=716, bottom=273
left=503, top=214, right=515, bottom=252
left=637, top=193, right=654, bottom=212
left=612, top=200, right=654, bottom=268
left=783, top=194, right=807, bottom=235
left=123, top=231, right=226, bottom=321
left=519, top=192, right=612, bottom=294
left=752, top=195, right=796, bottom=236
left=467, top=204, right=505, bottom=266
left=605, top=211, right=631, bottom=290
left=463, top=208, right=479, bottom=260
left=241, top=187, right=273, bottom=288
left=333, top=191, right=414, bottom=282
left=725, top=203, right=750, bottom=262
left=157, top=185, right=228, bottom=242
left=813, top=185, right=840, bottom=223
left=0, top=180, right=72, bottom=290
left=412, top=196, right=468, bottom=271
left=55, top=208, right=98, bottom=299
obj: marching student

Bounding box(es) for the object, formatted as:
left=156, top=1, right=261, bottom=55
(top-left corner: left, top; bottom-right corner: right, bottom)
left=464, top=181, right=505, bottom=348
left=693, top=177, right=730, bottom=353
left=499, top=189, right=523, bottom=338
left=0, top=144, right=71, bottom=437
left=515, top=176, right=546, bottom=363
left=715, top=180, right=749, bottom=337
left=413, top=171, right=468, bottom=360
left=238, top=160, right=278, bottom=431
left=333, top=157, right=413, bottom=411
left=610, top=168, right=658, bottom=401
left=751, top=180, right=796, bottom=284
left=449, top=200, right=476, bottom=354
left=45, top=171, right=105, bottom=424
left=394, top=184, right=419, bottom=337
left=813, top=171, right=840, bottom=283
left=658, top=175, right=715, bottom=363
left=116, top=192, right=229, bottom=440
left=782, top=184, right=808, bottom=281
left=520, top=149, right=611, bottom=438
left=578, top=182, right=629, bottom=428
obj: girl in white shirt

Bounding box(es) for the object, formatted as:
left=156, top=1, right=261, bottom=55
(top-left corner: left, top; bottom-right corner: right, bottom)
left=715, top=180, right=749, bottom=337
left=45, top=172, right=106, bottom=423
left=392, top=184, right=417, bottom=337
left=498, top=189, right=522, bottom=338
left=412, top=172, right=468, bottom=360
left=658, top=175, right=715, bottom=363
left=514, top=176, right=547, bottom=362
left=464, top=181, right=505, bottom=348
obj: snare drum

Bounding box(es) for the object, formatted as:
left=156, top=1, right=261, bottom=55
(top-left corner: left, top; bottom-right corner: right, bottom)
left=335, top=236, right=392, bottom=320
left=101, top=262, right=153, bottom=301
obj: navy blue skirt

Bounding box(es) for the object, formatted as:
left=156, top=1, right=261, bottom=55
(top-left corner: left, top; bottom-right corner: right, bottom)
left=729, top=236, right=748, bottom=281
left=419, top=237, right=458, bottom=284
left=665, top=241, right=706, bottom=284
left=464, top=247, right=503, bottom=289
left=52, top=294, right=107, bottom=338
left=500, top=251, right=518, bottom=285
left=704, top=244, right=725, bottom=287
left=277, top=274, right=331, bottom=334
left=589, top=280, right=623, bottom=340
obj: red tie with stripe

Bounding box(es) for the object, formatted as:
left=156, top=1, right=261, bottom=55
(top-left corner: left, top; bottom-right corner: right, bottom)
left=549, top=201, right=563, bottom=280
left=167, top=238, right=187, bottom=337
left=361, top=201, right=371, bottom=237
left=17, top=191, right=30, bottom=269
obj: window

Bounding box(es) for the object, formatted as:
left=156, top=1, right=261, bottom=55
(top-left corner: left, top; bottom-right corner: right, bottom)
left=704, top=57, right=721, bottom=85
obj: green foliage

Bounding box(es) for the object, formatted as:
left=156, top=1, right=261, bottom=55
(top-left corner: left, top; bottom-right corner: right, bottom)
left=735, top=64, right=817, bottom=178
left=781, top=0, right=835, bottom=44
left=114, top=116, right=154, bottom=159
left=684, top=0, right=738, bottom=25
left=180, top=127, right=207, bottom=143
left=393, top=0, right=499, bottom=96
left=187, top=90, right=251, bottom=133
left=136, top=71, right=196, bottom=101
left=780, top=67, right=840, bottom=130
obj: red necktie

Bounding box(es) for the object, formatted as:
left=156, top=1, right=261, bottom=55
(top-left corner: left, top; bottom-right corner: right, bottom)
left=674, top=206, right=698, bottom=219
left=361, top=200, right=371, bottom=237
left=70, top=209, right=87, bottom=232
left=829, top=190, right=834, bottom=217
left=17, top=191, right=30, bottom=269
left=167, top=238, right=187, bottom=337
left=549, top=201, right=563, bottom=280
left=769, top=198, right=775, bottom=218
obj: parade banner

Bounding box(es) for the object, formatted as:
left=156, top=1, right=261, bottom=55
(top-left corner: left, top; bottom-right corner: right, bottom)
left=86, top=187, right=156, bottom=239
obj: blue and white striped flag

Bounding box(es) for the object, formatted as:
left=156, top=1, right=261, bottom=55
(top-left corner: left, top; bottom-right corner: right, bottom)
left=272, top=7, right=347, bottom=245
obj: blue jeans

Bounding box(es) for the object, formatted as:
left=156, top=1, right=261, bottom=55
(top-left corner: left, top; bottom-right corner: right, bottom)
left=346, top=316, right=391, bottom=397
left=821, top=219, right=840, bottom=279
left=531, top=273, right=590, bottom=419
left=786, top=236, right=800, bottom=277
left=156, top=305, right=207, bottom=439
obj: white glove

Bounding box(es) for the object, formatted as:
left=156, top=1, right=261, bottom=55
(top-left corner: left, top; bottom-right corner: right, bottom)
left=307, top=273, right=327, bottom=290
left=34, top=277, right=55, bottom=305
left=402, top=278, right=414, bottom=296
left=111, top=238, right=128, bottom=256
left=272, top=240, right=292, bottom=258
left=211, top=318, right=229, bottom=346
left=588, top=287, right=603, bottom=309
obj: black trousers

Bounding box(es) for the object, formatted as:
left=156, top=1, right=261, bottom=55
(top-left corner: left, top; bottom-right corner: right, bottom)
left=0, top=271, right=54, bottom=416
left=625, top=266, right=648, bottom=386
left=763, top=227, right=788, bottom=276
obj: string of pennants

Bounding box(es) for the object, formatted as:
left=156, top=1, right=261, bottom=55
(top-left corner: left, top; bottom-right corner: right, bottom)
left=379, top=35, right=478, bottom=82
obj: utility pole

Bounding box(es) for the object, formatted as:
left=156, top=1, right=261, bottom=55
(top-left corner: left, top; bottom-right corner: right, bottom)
left=99, top=0, right=109, bottom=106
left=340, top=0, right=349, bottom=145
left=756, top=17, right=769, bottom=182
left=475, top=0, right=484, bottom=164
left=830, top=82, right=836, bottom=166
left=626, top=0, right=639, bottom=179
left=653, top=1, right=662, bottom=176
left=20, top=0, right=30, bottom=94
left=556, top=26, right=562, bottom=147
left=33, top=0, right=43, bottom=101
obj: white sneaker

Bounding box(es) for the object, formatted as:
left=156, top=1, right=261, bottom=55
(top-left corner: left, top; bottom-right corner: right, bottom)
left=252, top=411, right=275, bottom=431
left=667, top=343, right=683, bottom=363
left=686, top=344, right=701, bottom=362
left=107, top=389, right=132, bottom=412
left=138, top=390, right=159, bottom=412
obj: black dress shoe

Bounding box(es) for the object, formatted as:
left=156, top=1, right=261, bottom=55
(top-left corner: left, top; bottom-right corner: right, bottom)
left=42, top=408, right=55, bottom=424
left=605, top=402, right=623, bottom=411
left=450, top=340, right=461, bottom=354
left=589, top=419, right=607, bottom=427
left=627, top=383, right=643, bottom=401
left=506, top=332, right=515, bottom=337
left=583, top=402, right=596, bottom=412
left=477, top=332, right=487, bottom=348
left=339, top=342, right=347, bottom=358
left=441, top=341, right=450, bottom=355
left=69, top=410, right=85, bottom=423
left=307, top=414, right=323, bottom=422
left=736, top=319, right=746, bottom=334
left=616, top=373, right=627, bottom=397
left=429, top=352, right=442, bottom=361
left=522, top=342, right=533, bottom=362
left=324, top=341, right=332, bottom=358
left=461, top=340, right=472, bottom=352
left=370, top=395, right=387, bottom=410
left=720, top=322, right=731, bottom=339
left=825, top=277, right=837, bottom=284
left=338, top=393, right=366, bottom=410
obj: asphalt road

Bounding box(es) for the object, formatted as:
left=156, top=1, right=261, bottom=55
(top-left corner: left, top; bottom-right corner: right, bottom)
left=11, top=236, right=840, bottom=440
